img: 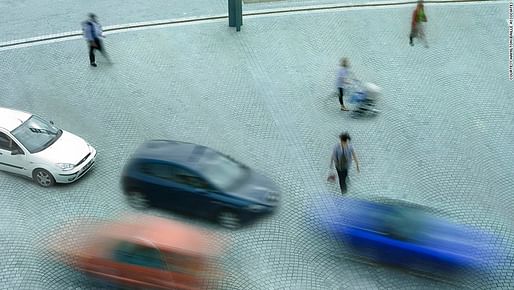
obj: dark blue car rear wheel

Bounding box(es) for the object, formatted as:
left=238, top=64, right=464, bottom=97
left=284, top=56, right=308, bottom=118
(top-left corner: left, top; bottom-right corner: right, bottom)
left=217, top=210, right=241, bottom=229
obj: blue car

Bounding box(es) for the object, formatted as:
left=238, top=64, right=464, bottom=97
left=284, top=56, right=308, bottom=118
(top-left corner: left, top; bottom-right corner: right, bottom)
left=121, top=140, right=280, bottom=229
left=311, top=196, right=502, bottom=275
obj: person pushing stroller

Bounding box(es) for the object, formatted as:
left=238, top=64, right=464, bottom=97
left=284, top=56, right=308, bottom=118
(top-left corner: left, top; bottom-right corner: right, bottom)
left=336, top=58, right=352, bottom=111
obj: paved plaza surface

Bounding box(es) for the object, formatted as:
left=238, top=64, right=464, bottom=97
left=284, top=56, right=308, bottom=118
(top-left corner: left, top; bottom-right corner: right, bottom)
left=1, top=0, right=514, bottom=289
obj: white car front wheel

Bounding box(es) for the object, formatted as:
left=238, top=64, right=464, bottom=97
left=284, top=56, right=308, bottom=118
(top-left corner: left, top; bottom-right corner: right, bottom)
left=33, top=169, right=55, bottom=187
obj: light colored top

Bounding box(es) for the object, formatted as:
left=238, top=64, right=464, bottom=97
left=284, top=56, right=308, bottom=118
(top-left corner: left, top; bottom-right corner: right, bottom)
left=82, top=20, right=103, bottom=41
left=336, top=67, right=350, bottom=89
left=331, top=143, right=354, bottom=170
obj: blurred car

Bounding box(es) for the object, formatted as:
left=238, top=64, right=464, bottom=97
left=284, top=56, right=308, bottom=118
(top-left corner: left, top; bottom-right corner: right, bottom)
left=0, top=107, right=96, bottom=187
left=52, top=214, right=223, bottom=290
left=121, top=140, right=280, bottom=229
left=311, top=196, right=502, bottom=275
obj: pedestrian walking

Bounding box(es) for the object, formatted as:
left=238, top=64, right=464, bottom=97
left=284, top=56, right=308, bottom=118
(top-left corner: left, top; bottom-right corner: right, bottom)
left=409, top=0, right=428, bottom=48
left=336, top=58, right=351, bottom=111
left=328, top=132, right=360, bottom=194
left=82, top=13, right=110, bottom=67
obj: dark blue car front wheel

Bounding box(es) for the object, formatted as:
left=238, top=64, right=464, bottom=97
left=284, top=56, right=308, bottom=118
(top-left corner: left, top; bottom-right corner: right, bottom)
left=126, top=189, right=149, bottom=209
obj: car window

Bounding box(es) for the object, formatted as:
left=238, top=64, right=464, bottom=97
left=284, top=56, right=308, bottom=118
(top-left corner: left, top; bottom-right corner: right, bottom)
left=10, top=142, right=22, bottom=154
left=382, top=207, right=425, bottom=241
left=112, top=241, right=166, bottom=270
left=165, top=252, right=201, bottom=274
left=10, top=115, right=62, bottom=153
left=140, top=163, right=213, bottom=190
left=140, top=163, right=174, bottom=180
left=0, top=133, right=13, bottom=151
left=197, top=150, right=248, bottom=192
left=171, top=167, right=212, bottom=190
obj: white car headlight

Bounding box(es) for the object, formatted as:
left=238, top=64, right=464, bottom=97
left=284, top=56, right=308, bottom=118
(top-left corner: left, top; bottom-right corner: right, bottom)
left=56, top=163, right=75, bottom=171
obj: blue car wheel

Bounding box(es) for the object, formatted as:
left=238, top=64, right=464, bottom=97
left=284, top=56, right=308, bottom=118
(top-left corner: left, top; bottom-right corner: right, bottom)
left=126, top=189, right=149, bottom=209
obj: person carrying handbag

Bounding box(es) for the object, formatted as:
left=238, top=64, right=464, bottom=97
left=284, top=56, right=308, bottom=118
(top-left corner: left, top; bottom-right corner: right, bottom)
left=328, top=132, right=360, bottom=194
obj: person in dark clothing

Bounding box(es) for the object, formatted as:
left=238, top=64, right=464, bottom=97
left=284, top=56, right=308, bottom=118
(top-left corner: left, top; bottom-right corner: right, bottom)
left=82, top=13, right=109, bottom=67
left=329, top=132, right=360, bottom=194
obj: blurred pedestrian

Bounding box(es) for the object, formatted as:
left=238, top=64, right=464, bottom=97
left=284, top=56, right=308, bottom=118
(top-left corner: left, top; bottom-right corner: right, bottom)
left=336, top=58, right=351, bottom=111
left=329, top=132, right=360, bottom=194
left=82, top=13, right=110, bottom=67
left=409, top=0, right=428, bottom=48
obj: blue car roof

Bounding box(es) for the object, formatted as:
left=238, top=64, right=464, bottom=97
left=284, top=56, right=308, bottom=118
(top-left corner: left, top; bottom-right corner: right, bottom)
left=132, top=140, right=212, bottom=168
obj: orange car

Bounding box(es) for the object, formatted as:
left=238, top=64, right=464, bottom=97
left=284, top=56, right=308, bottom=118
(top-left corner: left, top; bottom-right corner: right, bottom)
left=52, top=215, right=223, bottom=289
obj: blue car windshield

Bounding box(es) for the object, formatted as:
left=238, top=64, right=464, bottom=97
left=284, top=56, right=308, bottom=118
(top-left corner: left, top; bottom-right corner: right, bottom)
left=198, top=151, right=248, bottom=192
left=11, top=115, right=62, bottom=153
left=381, top=207, right=427, bottom=241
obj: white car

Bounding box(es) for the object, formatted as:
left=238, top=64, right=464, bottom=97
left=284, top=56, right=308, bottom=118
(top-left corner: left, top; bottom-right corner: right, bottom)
left=0, top=107, right=97, bottom=187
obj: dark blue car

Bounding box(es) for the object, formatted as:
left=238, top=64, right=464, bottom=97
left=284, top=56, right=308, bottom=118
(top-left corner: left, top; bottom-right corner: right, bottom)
left=121, top=140, right=280, bottom=229
left=311, top=196, right=502, bottom=276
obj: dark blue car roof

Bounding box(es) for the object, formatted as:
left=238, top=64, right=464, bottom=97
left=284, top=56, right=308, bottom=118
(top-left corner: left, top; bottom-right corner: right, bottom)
left=132, top=140, right=212, bottom=168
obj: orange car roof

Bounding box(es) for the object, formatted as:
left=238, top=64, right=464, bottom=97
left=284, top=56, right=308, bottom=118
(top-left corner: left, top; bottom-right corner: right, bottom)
left=96, top=215, right=221, bottom=256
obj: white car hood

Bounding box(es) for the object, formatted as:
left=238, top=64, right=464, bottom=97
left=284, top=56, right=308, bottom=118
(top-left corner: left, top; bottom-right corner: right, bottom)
left=34, top=130, right=90, bottom=164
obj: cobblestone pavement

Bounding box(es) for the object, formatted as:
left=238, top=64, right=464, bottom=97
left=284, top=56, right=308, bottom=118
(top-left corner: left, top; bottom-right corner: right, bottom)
left=1, top=0, right=513, bottom=289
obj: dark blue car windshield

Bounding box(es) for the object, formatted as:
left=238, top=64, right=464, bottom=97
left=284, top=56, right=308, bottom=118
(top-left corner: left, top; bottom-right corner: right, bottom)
left=197, top=151, right=249, bottom=192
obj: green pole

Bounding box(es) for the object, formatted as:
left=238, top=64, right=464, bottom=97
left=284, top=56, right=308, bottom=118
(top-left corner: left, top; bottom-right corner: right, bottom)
left=228, top=0, right=242, bottom=31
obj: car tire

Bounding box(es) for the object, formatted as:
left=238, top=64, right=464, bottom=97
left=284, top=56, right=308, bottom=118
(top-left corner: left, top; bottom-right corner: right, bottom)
left=33, top=169, right=55, bottom=187
left=217, top=210, right=241, bottom=229
left=126, top=190, right=149, bottom=209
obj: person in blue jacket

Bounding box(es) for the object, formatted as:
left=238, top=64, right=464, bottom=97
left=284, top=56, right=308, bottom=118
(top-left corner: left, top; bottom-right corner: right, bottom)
left=82, top=13, right=109, bottom=67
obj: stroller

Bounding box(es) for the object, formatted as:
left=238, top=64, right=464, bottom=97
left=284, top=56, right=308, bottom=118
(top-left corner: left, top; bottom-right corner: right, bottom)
left=347, top=80, right=381, bottom=118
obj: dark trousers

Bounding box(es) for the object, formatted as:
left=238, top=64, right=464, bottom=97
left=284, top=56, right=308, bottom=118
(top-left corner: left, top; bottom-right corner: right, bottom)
left=409, top=28, right=416, bottom=44
left=89, top=39, right=105, bottom=64
left=336, top=167, right=348, bottom=194
left=338, top=87, right=345, bottom=107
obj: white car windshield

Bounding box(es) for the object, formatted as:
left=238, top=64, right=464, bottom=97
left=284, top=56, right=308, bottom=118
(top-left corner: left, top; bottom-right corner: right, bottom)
left=198, top=151, right=248, bottom=191
left=11, top=115, right=62, bottom=153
